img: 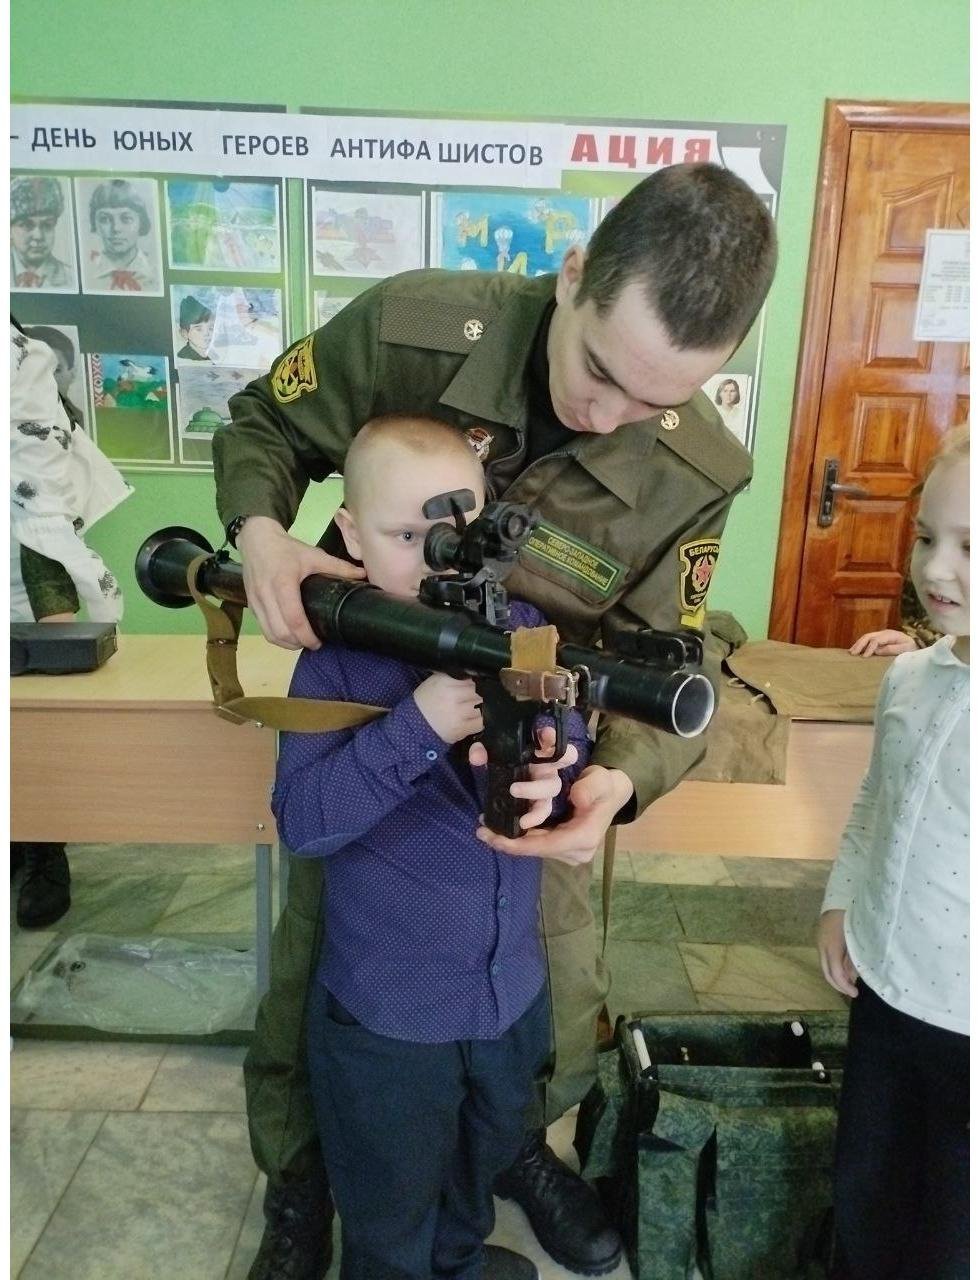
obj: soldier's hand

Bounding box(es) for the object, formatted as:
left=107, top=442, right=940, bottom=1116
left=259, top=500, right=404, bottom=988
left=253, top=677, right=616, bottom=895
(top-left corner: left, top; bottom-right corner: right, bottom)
left=468, top=726, right=579, bottom=832
left=849, top=628, right=916, bottom=658
left=475, top=764, right=633, bottom=865
left=237, top=516, right=365, bottom=650
left=816, top=909, right=859, bottom=997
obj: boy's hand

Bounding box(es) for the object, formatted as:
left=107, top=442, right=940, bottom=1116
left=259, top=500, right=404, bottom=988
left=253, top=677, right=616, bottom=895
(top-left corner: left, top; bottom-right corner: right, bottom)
left=468, top=725, right=579, bottom=832
left=475, top=764, right=633, bottom=865
left=414, top=674, right=484, bottom=744
left=849, top=628, right=916, bottom=658
left=817, top=909, right=859, bottom=997
left=237, top=516, right=366, bottom=651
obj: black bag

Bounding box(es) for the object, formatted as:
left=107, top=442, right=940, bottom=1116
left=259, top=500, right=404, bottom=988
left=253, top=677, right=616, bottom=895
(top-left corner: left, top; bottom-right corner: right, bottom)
left=575, top=1011, right=848, bottom=1280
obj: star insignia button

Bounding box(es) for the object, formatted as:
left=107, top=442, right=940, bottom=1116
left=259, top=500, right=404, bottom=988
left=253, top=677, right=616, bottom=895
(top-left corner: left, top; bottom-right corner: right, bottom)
left=463, top=318, right=485, bottom=342
left=660, top=409, right=680, bottom=431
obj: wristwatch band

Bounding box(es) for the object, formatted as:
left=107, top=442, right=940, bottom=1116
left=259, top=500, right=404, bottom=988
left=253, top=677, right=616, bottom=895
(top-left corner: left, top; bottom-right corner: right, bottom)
left=226, top=515, right=249, bottom=548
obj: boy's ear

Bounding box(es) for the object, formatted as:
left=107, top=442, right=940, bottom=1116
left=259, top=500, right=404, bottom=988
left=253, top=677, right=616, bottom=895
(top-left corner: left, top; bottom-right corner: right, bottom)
left=333, top=506, right=362, bottom=561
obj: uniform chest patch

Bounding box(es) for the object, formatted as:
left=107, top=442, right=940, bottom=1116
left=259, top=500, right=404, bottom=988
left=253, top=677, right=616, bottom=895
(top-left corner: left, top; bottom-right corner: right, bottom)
left=523, top=520, right=626, bottom=599
left=466, top=426, right=493, bottom=461
left=271, top=335, right=317, bottom=404
left=679, top=539, right=720, bottom=626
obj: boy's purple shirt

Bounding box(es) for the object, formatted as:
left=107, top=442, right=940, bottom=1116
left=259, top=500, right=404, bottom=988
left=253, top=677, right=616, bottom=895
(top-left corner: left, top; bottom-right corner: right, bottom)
left=273, top=598, right=591, bottom=1043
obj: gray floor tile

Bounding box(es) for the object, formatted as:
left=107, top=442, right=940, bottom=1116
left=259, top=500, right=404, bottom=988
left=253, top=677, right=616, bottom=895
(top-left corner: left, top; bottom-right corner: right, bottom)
left=140, top=1044, right=247, bottom=1113
left=67, top=842, right=257, bottom=877
left=10, top=1040, right=166, bottom=1111
left=605, top=940, right=700, bottom=1020
left=10, top=1108, right=105, bottom=1275
left=679, top=943, right=848, bottom=1013
left=46, top=873, right=186, bottom=936
left=632, top=853, right=736, bottom=886
left=19, top=1111, right=255, bottom=1280
left=723, top=857, right=833, bottom=890
left=591, top=848, right=634, bottom=880
left=153, top=875, right=258, bottom=936
left=670, top=885, right=825, bottom=945
left=590, top=881, right=684, bottom=942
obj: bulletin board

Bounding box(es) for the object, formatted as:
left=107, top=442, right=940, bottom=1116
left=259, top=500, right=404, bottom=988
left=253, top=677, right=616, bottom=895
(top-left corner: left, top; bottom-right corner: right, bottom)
left=11, top=100, right=786, bottom=471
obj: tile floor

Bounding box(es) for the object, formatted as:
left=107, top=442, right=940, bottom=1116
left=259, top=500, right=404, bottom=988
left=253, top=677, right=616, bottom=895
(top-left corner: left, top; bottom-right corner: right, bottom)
left=10, top=844, right=841, bottom=1278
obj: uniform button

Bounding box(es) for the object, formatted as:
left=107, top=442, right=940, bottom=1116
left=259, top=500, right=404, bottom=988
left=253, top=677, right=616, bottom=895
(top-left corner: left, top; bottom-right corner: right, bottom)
left=425, top=750, right=438, bottom=762
left=491, top=963, right=501, bottom=976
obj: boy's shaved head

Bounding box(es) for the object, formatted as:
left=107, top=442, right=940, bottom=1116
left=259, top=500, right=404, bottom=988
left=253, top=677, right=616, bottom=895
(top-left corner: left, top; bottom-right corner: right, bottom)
left=343, top=414, right=485, bottom=514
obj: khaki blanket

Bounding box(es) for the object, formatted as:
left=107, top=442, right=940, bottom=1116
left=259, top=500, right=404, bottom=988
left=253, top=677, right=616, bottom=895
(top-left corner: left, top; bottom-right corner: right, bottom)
left=687, top=638, right=892, bottom=786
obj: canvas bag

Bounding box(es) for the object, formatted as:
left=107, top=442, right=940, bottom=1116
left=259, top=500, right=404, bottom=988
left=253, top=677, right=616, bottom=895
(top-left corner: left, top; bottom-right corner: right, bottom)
left=576, top=1011, right=849, bottom=1280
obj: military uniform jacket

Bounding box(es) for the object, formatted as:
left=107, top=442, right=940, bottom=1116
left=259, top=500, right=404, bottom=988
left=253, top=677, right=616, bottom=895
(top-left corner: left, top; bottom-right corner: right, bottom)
left=213, top=269, right=752, bottom=814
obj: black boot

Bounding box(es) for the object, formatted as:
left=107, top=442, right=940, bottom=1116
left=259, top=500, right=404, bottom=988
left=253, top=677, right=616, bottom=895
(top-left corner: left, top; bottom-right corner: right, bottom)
left=247, top=1176, right=334, bottom=1280
left=484, top=1243, right=539, bottom=1279
left=16, top=843, right=70, bottom=929
left=495, top=1131, right=622, bottom=1276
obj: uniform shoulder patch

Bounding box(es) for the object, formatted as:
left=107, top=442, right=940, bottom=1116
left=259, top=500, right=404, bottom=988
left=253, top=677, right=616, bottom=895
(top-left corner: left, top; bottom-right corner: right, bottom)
left=659, top=391, right=752, bottom=494
left=380, top=295, right=498, bottom=354
left=271, top=335, right=317, bottom=404
left=679, top=538, right=720, bottom=628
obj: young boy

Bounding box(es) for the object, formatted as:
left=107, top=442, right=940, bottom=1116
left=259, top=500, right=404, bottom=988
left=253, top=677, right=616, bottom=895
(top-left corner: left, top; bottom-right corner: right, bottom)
left=272, top=414, right=591, bottom=1280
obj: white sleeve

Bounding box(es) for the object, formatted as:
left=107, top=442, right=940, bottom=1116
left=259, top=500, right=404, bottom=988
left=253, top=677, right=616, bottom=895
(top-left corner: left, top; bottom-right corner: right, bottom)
left=821, top=666, right=893, bottom=912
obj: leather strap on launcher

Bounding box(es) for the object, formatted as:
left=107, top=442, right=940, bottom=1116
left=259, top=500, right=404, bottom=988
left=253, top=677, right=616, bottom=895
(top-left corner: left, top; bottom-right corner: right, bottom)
left=185, top=555, right=386, bottom=733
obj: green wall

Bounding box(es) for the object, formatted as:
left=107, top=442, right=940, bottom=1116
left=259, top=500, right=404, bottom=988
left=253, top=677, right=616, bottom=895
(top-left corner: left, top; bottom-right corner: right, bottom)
left=12, top=0, right=969, bottom=637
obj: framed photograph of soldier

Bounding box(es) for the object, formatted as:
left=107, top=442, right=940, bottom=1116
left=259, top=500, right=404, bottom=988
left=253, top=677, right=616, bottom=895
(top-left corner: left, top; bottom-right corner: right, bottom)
left=165, top=179, right=283, bottom=273
left=75, top=177, right=165, bottom=297
left=430, top=191, right=598, bottom=275
left=87, top=351, right=174, bottom=464
left=22, top=322, right=89, bottom=431
left=309, top=189, right=424, bottom=278
left=170, top=284, right=283, bottom=369
left=10, top=174, right=80, bottom=293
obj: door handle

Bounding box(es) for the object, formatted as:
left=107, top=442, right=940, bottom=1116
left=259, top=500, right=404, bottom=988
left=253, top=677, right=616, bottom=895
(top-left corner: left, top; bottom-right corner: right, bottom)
left=818, top=459, right=870, bottom=526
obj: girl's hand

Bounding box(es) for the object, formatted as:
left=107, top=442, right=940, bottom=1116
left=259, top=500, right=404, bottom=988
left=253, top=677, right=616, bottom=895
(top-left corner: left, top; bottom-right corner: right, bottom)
left=817, top=909, right=859, bottom=997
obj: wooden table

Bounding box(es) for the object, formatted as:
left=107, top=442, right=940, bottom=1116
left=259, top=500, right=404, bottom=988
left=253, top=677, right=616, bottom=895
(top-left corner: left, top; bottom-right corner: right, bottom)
left=11, top=634, right=299, bottom=995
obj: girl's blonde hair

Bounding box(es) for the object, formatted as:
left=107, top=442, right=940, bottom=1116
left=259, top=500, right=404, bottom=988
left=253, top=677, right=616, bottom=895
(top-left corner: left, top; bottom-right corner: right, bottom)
left=926, top=420, right=970, bottom=478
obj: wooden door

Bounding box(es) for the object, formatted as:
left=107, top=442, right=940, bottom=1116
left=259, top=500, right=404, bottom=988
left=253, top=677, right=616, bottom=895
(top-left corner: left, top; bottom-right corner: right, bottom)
left=770, top=102, right=969, bottom=646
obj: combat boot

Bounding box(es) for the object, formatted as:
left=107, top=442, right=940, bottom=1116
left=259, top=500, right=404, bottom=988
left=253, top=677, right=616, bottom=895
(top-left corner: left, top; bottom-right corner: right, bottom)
left=16, top=843, right=70, bottom=929
left=495, top=1130, right=622, bottom=1276
left=484, top=1244, right=539, bottom=1278
left=247, top=1176, right=334, bottom=1280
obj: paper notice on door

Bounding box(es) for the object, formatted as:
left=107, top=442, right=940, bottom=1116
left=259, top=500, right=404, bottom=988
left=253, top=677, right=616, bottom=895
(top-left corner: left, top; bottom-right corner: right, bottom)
left=913, top=228, right=970, bottom=342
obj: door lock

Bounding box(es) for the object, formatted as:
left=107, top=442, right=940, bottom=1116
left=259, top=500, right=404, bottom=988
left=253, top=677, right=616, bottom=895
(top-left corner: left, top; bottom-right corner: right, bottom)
left=818, top=459, right=870, bottom=527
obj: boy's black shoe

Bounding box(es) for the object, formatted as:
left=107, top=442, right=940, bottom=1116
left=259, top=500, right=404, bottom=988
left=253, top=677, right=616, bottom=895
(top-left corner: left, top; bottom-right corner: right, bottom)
left=247, top=1177, right=333, bottom=1280
left=495, top=1130, right=622, bottom=1276
left=16, top=843, right=70, bottom=929
left=484, top=1244, right=539, bottom=1279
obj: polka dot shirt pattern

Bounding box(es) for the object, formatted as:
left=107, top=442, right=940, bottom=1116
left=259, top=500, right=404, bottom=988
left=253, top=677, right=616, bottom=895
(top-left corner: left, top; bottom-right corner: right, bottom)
left=272, top=600, right=591, bottom=1044
left=823, top=637, right=969, bottom=1033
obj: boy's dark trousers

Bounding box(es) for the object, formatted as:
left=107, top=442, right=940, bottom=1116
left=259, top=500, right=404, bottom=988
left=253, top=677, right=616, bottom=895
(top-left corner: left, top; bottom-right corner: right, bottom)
left=832, top=980, right=969, bottom=1280
left=307, top=981, right=550, bottom=1280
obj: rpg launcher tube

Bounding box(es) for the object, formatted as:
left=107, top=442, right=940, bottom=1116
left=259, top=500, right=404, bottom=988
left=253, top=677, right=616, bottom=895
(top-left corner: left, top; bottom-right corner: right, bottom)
left=135, top=528, right=715, bottom=739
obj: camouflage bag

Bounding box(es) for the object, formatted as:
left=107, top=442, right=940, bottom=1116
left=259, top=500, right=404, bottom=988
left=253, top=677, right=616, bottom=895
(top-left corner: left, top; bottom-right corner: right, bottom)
left=575, top=1012, right=849, bottom=1280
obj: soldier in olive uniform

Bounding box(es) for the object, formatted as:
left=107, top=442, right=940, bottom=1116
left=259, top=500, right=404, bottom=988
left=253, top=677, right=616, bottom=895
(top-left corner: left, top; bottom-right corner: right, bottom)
left=213, top=164, right=777, bottom=1280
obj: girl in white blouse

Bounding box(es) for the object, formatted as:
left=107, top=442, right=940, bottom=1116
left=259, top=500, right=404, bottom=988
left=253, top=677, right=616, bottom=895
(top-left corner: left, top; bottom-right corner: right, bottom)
left=817, top=425, right=969, bottom=1280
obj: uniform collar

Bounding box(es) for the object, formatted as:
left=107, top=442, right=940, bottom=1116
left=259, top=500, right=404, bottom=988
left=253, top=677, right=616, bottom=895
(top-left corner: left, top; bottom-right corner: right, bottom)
left=439, top=273, right=555, bottom=427
left=438, top=272, right=663, bottom=508
left=567, top=419, right=662, bottom=508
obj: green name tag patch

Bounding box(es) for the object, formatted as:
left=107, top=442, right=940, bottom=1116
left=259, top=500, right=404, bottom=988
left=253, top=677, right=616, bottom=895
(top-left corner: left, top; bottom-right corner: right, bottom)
left=523, top=520, right=626, bottom=599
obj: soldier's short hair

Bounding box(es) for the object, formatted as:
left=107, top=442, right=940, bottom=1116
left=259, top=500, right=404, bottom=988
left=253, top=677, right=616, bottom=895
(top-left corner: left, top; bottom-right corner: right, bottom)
left=89, top=179, right=152, bottom=236
left=579, top=164, right=777, bottom=352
